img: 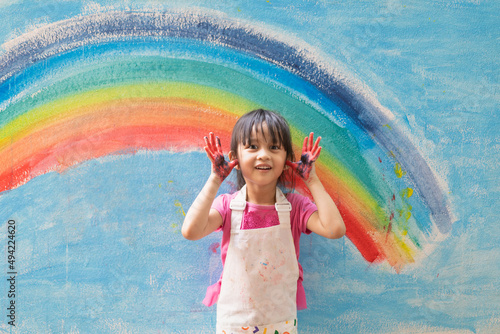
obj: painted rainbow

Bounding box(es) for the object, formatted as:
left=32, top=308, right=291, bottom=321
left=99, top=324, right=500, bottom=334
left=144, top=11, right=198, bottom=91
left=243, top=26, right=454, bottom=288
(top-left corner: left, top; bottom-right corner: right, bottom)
left=0, top=11, right=454, bottom=270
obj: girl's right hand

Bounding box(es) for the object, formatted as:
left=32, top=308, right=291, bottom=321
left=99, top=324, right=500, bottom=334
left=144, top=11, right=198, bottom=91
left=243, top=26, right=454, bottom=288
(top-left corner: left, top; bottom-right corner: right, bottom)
left=204, top=132, right=238, bottom=182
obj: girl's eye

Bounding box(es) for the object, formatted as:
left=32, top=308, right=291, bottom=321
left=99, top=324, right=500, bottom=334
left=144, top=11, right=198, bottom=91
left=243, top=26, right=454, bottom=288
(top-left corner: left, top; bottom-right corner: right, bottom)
left=247, top=144, right=258, bottom=149
left=270, top=145, right=281, bottom=150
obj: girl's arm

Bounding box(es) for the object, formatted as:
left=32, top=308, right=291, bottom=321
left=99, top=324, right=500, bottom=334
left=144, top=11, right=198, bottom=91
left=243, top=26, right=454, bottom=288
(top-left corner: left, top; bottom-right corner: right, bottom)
left=182, top=174, right=224, bottom=240
left=181, top=133, right=238, bottom=240
left=287, top=133, right=346, bottom=239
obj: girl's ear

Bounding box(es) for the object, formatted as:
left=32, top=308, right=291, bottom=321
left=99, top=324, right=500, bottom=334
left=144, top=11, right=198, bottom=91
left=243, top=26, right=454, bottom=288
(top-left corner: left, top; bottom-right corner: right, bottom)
left=228, top=151, right=240, bottom=170
left=284, top=161, right=290, bottom=170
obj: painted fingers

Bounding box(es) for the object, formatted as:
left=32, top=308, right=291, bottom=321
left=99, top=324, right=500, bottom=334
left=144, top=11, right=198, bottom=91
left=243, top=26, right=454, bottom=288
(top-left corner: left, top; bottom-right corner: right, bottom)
left=204, top=132, right=238, bottom=182
left=286, top=132, right=322, bottom=180
left=302, top=132, right=322, bottom=162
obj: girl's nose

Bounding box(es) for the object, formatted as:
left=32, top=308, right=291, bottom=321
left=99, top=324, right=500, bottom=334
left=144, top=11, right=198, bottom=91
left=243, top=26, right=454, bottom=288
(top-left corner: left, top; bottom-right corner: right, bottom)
left=256, top=148, right=271, bottom=160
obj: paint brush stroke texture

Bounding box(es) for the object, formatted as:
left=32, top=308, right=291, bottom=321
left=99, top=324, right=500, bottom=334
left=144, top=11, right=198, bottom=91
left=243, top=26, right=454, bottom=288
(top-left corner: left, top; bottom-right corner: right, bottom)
left=0, top=11, right=453, bottom=269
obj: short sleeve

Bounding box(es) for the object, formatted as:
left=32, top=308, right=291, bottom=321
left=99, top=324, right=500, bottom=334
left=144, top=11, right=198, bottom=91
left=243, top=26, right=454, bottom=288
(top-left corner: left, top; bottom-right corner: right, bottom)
left=211, top=194, right=226, bottom=217
left=211, top=193, right=237, bottom=231
left=287, top=193, right=318, bottom=235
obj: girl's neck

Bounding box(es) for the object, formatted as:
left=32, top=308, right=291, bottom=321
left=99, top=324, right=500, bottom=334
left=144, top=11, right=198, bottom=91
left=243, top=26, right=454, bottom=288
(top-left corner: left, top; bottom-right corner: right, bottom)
left=244, top=182, right=277, bottom=205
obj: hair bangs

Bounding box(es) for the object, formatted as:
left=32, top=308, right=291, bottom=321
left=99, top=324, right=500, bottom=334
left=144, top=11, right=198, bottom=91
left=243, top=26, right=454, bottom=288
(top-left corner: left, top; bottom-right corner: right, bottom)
left=235, top=110, right=285, bottom=146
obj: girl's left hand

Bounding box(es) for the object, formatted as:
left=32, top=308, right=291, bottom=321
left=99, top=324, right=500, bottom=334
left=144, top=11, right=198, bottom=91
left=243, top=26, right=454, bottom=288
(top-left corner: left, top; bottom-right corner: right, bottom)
left=286, top=132, right=321, bottom=181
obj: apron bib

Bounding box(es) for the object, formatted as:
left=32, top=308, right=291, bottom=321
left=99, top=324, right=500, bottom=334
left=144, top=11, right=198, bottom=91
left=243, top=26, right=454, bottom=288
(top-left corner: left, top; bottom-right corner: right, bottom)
left=216, top=185, right=299, bottom=333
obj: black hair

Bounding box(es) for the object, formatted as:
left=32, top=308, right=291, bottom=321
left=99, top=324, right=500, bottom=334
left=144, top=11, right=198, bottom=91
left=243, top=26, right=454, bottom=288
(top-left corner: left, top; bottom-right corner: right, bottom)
left=230, top=109, right=295, bottom=190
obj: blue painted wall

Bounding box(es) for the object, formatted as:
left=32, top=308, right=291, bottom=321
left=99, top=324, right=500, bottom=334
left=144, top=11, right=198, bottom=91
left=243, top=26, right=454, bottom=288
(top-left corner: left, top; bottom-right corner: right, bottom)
left=0, top=1, right=498, bottom=333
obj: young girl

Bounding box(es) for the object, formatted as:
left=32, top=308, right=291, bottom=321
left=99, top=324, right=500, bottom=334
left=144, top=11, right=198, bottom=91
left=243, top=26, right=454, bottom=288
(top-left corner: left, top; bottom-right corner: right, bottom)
left=182, top=109, right=345, bottom=333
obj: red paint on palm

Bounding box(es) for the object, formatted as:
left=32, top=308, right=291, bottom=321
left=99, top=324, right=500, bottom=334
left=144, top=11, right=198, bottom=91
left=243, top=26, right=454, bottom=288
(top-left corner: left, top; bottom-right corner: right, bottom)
left=204, top=132, right=238, bottom=182
left=286, top=132, right=322, bottom=180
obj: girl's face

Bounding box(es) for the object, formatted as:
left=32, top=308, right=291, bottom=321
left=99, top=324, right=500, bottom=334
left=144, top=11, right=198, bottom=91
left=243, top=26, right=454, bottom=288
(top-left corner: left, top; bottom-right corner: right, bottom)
left=231, top=123, right=287, bottom=189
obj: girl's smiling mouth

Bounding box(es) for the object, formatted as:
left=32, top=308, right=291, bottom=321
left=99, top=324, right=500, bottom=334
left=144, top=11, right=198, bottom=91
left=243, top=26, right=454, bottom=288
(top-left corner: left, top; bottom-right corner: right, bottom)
left=255, top=164, right=272, bottom=170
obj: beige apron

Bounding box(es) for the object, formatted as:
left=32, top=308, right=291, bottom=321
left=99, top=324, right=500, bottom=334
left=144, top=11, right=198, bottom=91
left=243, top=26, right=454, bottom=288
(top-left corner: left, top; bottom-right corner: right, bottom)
left=216, top=185, right=299, bottom=333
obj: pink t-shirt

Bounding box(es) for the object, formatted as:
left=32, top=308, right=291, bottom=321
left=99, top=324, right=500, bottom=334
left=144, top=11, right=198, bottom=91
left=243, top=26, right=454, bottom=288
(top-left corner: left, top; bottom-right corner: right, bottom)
left=202, top=190, right=318, bottom=310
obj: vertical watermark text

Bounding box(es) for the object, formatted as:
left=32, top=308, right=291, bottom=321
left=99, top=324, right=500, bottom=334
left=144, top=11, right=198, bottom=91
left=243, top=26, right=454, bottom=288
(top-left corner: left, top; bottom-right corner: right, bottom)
left=6, top=219, right=16, bottom=327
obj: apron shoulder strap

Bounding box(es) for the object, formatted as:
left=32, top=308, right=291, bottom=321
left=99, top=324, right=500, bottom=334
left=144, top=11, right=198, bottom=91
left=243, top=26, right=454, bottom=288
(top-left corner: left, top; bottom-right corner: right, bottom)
left=229, top=185, right=247, bottom=212
left=275, top=187, right=292, bottom=212
left=229, top=200, right=246, bottom=211
left=275, top=187, right=292, bottom=228
left=275, top=201, right=292, bottom=212
left=229, top=185, right=247, bottom=232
